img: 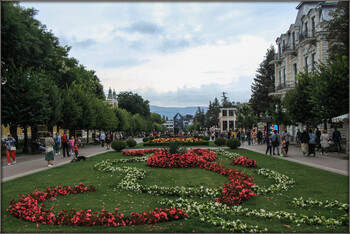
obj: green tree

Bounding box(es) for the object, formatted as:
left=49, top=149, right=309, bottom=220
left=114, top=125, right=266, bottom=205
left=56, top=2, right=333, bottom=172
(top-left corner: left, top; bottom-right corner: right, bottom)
left=221, top=92, right=233, bottom=108
left=324, top=1, right=349, bottom=60
left=205, top=98, right=220, bottom=128
left=249, top=45, right=275, bottom=117
left=236, top=103, right=257, bottom=129
left=283, top=72, right=318, bottom=128
left=150, top=113, right=165, bottom=124
left=194, top=107, right=205, bottom=128
left=270, top=96, right=292, bottom=126
left=117, top=91, right=150, bottom=117
left=116, top=108, right=130, bottom=132
left=1, top=67, right=50, bottom=152
left=308, top=55, right=349, bottom=127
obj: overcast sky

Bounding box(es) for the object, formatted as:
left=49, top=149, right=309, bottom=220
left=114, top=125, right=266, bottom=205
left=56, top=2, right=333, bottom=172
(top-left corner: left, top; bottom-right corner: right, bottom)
left=21, top=1, right=298, bottom=107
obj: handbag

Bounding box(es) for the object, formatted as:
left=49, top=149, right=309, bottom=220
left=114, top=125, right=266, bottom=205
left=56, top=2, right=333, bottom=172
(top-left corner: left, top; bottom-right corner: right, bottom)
left=46, top=147, right=54, bottom=153
left=10, top=146, right=16, bottom=151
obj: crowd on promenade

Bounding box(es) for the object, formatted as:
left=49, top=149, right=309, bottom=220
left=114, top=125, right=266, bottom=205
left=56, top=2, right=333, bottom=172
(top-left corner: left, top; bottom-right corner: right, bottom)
left=2, top=126, right=343, bottom=168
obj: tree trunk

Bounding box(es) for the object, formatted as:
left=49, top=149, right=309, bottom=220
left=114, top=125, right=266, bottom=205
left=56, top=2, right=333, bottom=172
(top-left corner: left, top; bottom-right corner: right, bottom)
left=22, top=125, right=29, bottom=154
left=30, top=125, right=38, bottom=154
left=87, top=129, right=90, bottom=144
left=323, top=119, right=327, bottom=130
left=10, top=125, right=18, bottom=148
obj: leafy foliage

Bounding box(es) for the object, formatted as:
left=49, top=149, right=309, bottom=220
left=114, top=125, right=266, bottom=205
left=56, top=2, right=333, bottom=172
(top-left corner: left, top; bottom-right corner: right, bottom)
left=249, top=46, right=275, bottom=117
left=163, top=141, right=186, bottom=154
left=117, top=91, right=150, bottom=117
left=214, top=137, right=227, bottom=146
left=236, top=104, right=257, bottom=129
left=111, top=140, right=127, bottom=152
left=126, top=139, right=137, bottom=148
left=226, top=138, right=241, bottom=149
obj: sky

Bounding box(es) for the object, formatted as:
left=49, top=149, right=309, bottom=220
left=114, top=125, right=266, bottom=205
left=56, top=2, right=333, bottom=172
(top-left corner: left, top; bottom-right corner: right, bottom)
left=20, top=1, right=299, bottom=107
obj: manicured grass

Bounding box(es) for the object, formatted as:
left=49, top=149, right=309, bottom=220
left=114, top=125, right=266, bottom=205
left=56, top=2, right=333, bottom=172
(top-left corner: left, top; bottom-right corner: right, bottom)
left=1, top=148, right=348, bottom=233
left=134, top=141, right=220, bottom=148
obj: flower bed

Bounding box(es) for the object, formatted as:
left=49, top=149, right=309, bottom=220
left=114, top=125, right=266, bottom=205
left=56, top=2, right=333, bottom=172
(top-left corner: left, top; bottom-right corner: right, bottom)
left=143, top=137, right=209, bottom=146
left=7, top=183, right=187, bottom=226
left=232, top=156, right=257, bottom=167
left=122, top=149, right=161, bottom=156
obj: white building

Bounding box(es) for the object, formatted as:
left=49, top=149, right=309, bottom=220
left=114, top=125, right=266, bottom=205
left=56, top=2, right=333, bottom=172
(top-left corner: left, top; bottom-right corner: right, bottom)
left=269, top=1, right=337, bottom=97
left=219, top=108, right=237, bottom=132
left=163, top=120, right=174, bottom=131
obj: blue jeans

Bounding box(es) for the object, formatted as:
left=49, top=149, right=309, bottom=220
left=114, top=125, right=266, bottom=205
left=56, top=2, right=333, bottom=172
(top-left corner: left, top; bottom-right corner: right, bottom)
left=273, top=145, right=280, bottom=154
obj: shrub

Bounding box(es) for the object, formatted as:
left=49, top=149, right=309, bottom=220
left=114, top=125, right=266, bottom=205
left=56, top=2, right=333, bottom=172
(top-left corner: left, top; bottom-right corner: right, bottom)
left=214, top=137, right=227, bottom=146
left=163, top=142, right=185, bottom=154
left=126, top=139, right=137, bottom=147
left=155, top=135, right=160, bottom=139
left=226, top=138, right=241, bottom=149
left=111, top=140, right=127, bottom=152
left=202, top=136, right=210, bottom=141
left=142, top=137, right=149, bottom=142
left=149, top=136, right=154, bottom=140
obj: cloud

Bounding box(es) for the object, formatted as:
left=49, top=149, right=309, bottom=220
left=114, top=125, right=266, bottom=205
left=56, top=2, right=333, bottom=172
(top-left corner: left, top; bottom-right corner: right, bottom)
left=131, top=80, right=252, bottom=107
left=123, top=20, right=163, bottom=35
left=102, top=58, right=149, bottom=68
left=159, top=38, right=190, bottom=52
left=73, top=38, right=96, bottom=49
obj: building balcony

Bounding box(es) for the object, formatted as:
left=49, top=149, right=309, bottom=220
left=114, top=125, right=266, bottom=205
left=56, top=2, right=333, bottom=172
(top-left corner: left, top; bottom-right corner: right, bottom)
left=275, top=83, right=295, bottom=91
left=281, top=44, right=297, bottom=56
left=299, top=31, right=316, bottom=45
left=269, top=54, right=282, bottom=64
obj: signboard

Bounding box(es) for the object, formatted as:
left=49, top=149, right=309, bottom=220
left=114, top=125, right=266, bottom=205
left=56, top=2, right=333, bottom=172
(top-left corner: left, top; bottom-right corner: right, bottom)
left=269, top=124, right=279, bottom=134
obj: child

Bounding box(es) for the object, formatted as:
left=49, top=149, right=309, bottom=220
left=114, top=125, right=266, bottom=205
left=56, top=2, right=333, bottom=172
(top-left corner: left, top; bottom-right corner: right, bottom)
left=69, top=136, right=75, bottom=156
left=265, top=134, right=272, bottom=156
left=281, top=136, right=287, bottom=157
left=73, top=141, right=79, bottom=157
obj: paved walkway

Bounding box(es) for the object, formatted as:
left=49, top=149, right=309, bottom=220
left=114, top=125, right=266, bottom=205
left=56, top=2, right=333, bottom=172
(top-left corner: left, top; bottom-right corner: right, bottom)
left=239, top=143, right=348, bottom=176
left=2, top=139, right=348, bottom=182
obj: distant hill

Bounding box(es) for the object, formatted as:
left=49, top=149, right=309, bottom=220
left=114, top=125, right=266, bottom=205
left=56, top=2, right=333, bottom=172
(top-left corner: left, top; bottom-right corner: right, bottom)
left=150, top=105, right=208, bottom=119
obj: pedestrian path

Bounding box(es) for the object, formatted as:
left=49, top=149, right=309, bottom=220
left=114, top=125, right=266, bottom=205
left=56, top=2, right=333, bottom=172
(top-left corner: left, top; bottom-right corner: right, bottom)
left=2, top=139, right=348, bottom=182
left=239, top=143, right=348, bottom=176
left=1, top=144, right=108, bottom=182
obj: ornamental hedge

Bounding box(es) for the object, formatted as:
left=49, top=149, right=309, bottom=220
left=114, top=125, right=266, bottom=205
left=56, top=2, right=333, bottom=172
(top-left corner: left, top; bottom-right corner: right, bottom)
left=111, top=140, right=127, bottom=152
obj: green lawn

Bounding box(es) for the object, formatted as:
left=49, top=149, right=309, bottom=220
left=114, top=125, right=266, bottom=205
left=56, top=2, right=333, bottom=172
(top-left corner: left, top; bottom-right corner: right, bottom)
left=1, top=148, right=348, bottom=233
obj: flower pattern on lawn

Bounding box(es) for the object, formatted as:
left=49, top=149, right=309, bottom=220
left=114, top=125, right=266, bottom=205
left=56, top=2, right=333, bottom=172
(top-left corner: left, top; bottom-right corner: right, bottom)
left=7, top=183, right=188, bottom=227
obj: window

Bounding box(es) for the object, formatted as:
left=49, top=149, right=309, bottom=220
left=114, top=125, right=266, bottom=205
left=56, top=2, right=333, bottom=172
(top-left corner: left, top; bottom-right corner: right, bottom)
left=223, top=121, right=227, bottom=130
left=311, top=53, right=316, bottom=70
left=292, top=32, right=295, bottom=49
left=229, top=110, right=234, bottom=116
left=293, top=63, right=298, bottom=84
left=278, top=70, right=282, bottom=86
left=311, top=17, right=315, bottom=36
left=304, top=22, right=308, bottom=37
left=229, top=121, right=234, bottom=130
left=278, top=44, right=281, bottom=58
left=305, top=56, right=308, bottom=71
left=222, top=110, right=227, bottom=116
left=283, top=68, right=286, bottom=86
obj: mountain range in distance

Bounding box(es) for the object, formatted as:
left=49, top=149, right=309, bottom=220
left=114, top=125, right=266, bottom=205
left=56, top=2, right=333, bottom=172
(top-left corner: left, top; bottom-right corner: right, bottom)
left=150, top=105, right=208, bottom=119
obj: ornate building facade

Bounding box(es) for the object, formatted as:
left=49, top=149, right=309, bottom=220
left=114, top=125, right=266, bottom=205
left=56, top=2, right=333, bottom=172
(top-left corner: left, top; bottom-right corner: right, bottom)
left=269, top=1, right=337, bottom=97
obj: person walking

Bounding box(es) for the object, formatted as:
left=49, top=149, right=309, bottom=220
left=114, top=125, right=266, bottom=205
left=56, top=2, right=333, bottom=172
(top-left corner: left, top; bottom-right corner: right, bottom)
left=296, top=129, right=302, bottom=147
left=272, top=130, right=281, bottom=155
left=320, top=129, right=330, bottom=156
left=332, top=127, right=342, bottom=153
left=252, top=129, right=257, bottom=145
left=265, top=133, right=272, bottom=155
left=44, top=132, right=55, bottom=167
left=308, top=129, right=316, bottom=156
left=315, top=128, right=321, bottom=150
left=54, top=132, right=61, bottom=156
left=61, top=130, right=70, bottom=157
left=282, top=128, right=291, bottom=156
left=100, top=132, right=106, bottom=147
left=300, top=128, right=310, bottom=156
left=281, top=136, right=287, bottom=157
left=257, top=130, right=263, bottom=145
left=240, top=131, right=245, bottom=145
left=247, top=129, right=252, bottom=145
left=69, top=136, right=75, bottom=156
left=105, top=132, right=112, bottom=150
left=3, top=134, right=16, bottom=166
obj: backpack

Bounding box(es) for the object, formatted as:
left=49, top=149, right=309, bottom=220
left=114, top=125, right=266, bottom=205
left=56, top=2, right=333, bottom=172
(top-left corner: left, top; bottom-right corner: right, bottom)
left=61, top=134, right=67, bottom=142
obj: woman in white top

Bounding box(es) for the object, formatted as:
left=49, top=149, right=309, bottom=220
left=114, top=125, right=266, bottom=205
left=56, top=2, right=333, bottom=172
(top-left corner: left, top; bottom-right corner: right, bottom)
left=320, top=129, right=330, bottom=156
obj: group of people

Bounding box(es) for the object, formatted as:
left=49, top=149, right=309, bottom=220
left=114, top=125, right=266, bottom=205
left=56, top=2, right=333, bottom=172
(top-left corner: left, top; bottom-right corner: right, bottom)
left=265, top=128, right=291, bottom=157
left=298, top=127, right=342, bottom=156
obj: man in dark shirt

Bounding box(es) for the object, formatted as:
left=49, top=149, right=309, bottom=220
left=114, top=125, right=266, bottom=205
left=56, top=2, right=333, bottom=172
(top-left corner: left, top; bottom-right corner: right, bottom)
left=332, top=127, right=342, bottom=152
